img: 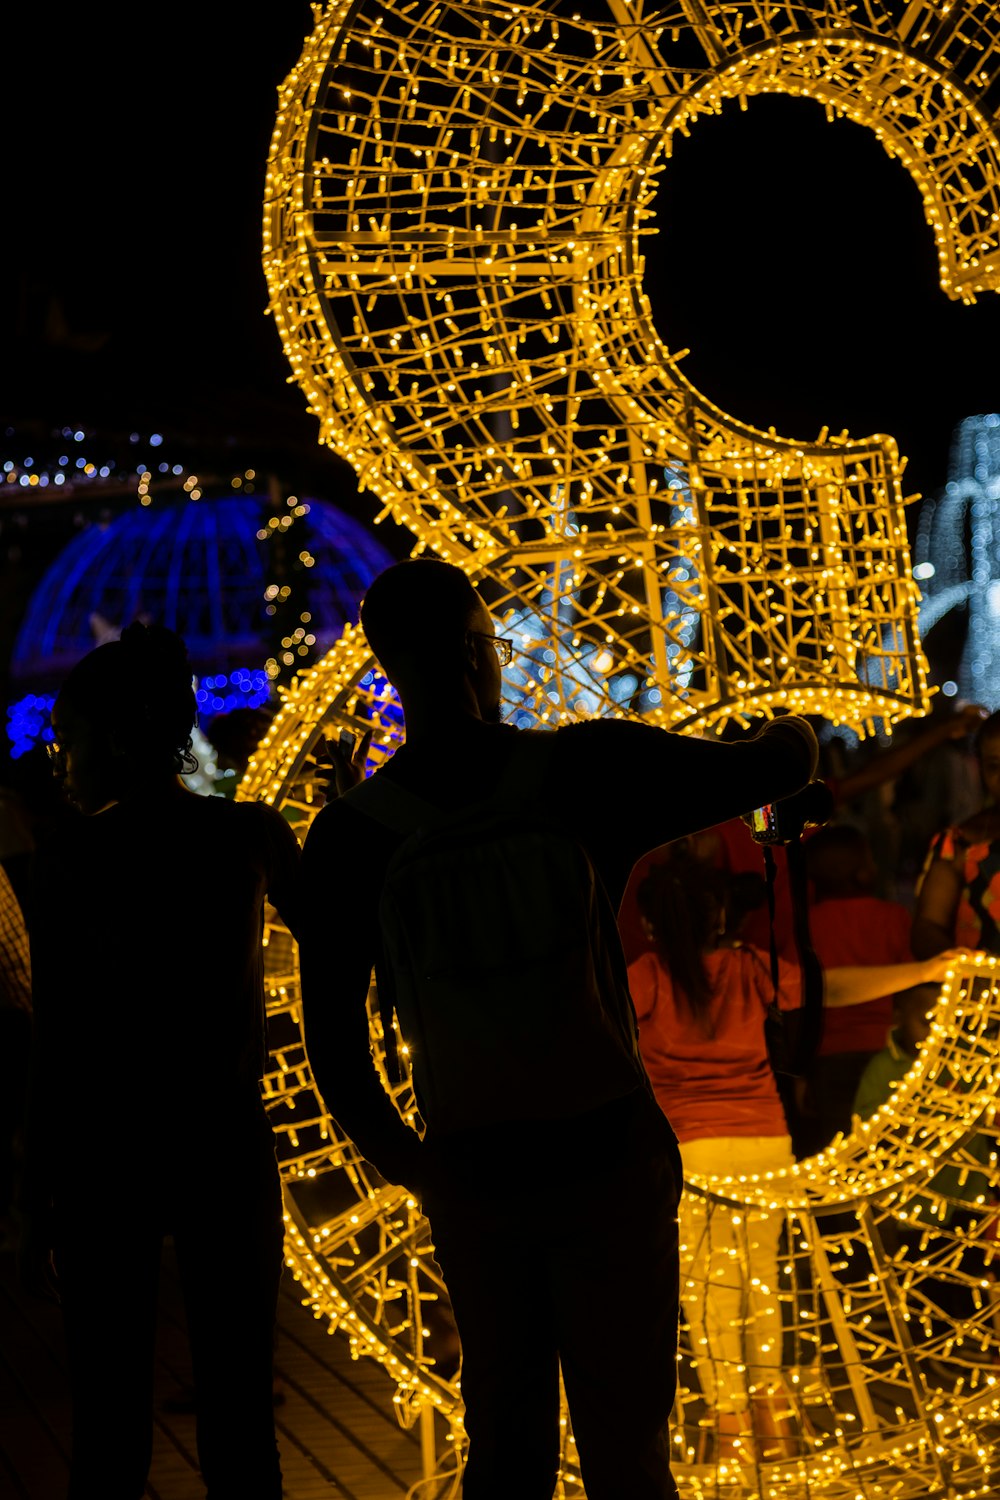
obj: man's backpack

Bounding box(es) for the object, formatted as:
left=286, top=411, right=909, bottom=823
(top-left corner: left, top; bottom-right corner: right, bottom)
left=345, top=732, right=647, bottom=1137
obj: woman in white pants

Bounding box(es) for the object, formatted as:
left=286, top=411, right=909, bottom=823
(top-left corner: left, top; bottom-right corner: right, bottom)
left=627, top=848, right=959, bottom=1460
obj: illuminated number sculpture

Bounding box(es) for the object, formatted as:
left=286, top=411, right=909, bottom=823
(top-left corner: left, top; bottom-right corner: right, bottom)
left=262, top=0, right=1000, bottom=737
left=249, top=668, right=1000, bottom=1498
left=255, top=0, right=1000, bottom=1493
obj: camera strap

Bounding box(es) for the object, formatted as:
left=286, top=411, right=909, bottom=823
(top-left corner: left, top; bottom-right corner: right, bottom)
left=763, top=844, right=779, bottom=991
left=763, top=841, right=825, bottom=1075
left=786, top=838, right=825, bottom=1070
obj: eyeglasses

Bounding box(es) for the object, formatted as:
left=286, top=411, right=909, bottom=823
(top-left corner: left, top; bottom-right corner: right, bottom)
left=471, top=632, right=514, bottom=667
left=44, top=739, right=65, bottom=767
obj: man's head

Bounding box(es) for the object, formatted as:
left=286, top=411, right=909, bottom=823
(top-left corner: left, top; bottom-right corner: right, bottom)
left=50, top=622, right=197, bottom=814
left=359, top=558, right=505, bottom=722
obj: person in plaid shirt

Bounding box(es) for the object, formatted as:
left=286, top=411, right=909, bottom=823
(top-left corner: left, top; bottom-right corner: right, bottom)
left=0, top=861, right=31, bottom=1244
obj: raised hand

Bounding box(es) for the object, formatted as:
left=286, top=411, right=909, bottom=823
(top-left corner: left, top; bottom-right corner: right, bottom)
left=921, top=948, right=979, bottom=984
left=318, top=725, right=374, bottom=799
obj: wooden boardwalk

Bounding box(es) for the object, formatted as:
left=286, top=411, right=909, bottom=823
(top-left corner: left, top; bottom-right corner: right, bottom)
left=0, top=1238, right=444, bottom=1500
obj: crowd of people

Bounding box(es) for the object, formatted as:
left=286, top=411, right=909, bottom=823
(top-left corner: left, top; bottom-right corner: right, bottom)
left=0, top=561, right=996, bottom=1499
left=614, top=703, right=997, bottom=1460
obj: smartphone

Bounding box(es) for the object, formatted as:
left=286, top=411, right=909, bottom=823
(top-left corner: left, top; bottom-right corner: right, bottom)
left=750, top=803, right=779, bottom=841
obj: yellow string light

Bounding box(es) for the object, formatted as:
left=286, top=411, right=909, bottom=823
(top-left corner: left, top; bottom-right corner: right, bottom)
left=261, top=0, right=1000, bottom=737
left=245, top=661, right=1000, bottom=1495
left=253, top=1, right=1000, bottom=1490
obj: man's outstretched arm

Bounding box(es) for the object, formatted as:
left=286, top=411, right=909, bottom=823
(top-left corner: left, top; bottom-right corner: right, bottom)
left=565, top=712, right=819, bottom=859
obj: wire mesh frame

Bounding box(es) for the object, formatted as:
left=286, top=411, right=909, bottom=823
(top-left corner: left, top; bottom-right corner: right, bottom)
left=244, top=636, right=1000, bottom=1498
left=265, top=0, right=1000, bottom=737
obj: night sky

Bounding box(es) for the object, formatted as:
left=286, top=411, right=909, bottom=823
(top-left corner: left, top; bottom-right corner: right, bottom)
left=8, top=8, right=324, bottom=470
left=7, top=7, right=1000, bottom=575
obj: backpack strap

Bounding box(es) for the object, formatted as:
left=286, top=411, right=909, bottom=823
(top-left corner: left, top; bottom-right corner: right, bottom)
left=344, top=729, right=560, bottom=828
left=490, top=728, right=560, bottom=806
left=342, top=769, right=441, bottom=835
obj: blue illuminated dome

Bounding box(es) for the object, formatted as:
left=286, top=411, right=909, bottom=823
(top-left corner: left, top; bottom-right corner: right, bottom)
left=11, top=495, right=394, bottom=689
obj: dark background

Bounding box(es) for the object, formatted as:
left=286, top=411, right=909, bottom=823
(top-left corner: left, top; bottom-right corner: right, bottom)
left=7, top=7, right=329, bottom=479
left=6, top=6, right=998, bottom=687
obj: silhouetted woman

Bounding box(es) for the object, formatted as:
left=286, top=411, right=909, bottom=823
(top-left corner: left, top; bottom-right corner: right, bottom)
left=628, top=849, right=961, bottom=1459
left=18, top=623, right=300, bottom=1500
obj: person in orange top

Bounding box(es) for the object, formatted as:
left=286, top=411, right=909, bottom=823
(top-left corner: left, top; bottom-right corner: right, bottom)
left=627, top=850, right=961, bottom=1459
left=793, top=823, right=919, bottom=1156
left=912, top=710, right=1000, bottom=959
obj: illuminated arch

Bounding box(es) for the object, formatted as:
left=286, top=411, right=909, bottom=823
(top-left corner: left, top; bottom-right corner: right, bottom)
left=258, top=1, right=1000, bottom=1491
left=248, top=646, right=1000, bottom=1495
left=263, top=1, right=1000, bottom=734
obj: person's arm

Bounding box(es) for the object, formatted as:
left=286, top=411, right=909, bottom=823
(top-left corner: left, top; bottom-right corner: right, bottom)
left=666, top=715, right=821, bottom=837
left=910, top=857, right=964, bottom=959
left=833, top=703, right=988, bottom=806
left=257, top=802, right=304, bottom=944
left=297, top=802, right=425, bottom=1192
left=568, top=713, right=820, bottom=874
left=825, top=949, right=967, bottom=1007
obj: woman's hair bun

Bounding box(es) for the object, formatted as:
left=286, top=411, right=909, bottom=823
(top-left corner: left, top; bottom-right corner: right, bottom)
left=118, top=621, right=191, bottom=675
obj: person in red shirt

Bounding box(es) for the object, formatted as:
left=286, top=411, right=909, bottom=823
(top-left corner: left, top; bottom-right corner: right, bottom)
left=912, top=710, right=1000, bottom=959
left=792, top=823, right=922, bottom=1156
left=627, top=850, right=960, bottom=1461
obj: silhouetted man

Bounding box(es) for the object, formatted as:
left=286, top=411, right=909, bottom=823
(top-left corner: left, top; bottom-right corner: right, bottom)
left=298, top=557, right=818, bottom=1500
left=20, top=623, right=300, bottom=1500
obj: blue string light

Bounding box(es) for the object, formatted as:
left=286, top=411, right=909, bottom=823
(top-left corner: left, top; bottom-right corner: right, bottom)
left=193, top=668, right=273, bottom=718
left=10, top=495, right=394, bottom=691
left=6, top=670, right=273, bottom=759
left=5, top=693, right=57, bottom=759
